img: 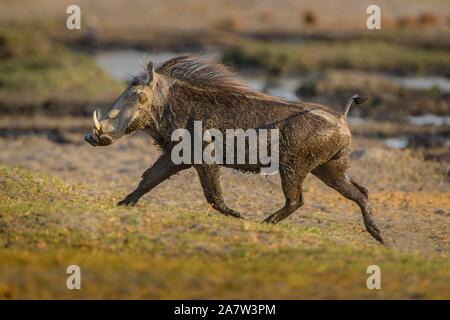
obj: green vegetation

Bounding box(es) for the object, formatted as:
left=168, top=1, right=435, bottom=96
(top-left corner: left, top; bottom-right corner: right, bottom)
left=0, top=164, right=449, bottom=299
left=224, top=39, right=450, bottom=76
left=0, top=27, right=122, bottom=105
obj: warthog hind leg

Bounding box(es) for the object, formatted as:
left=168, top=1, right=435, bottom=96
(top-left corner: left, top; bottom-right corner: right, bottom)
left=196, top=165, right=241, bottom=218
left=118, top=154, right=190, bottom=206
left=312, top=158, right=384, bottom=244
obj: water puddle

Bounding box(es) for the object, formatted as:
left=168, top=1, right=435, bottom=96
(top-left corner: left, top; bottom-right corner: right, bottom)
left=392, top=76, right=450, bottom=93
left=241, top=76, right=301, bottom=100
left=408, top=114, right=450, bottom=126
left=94, top=49, right=302, bottom=100
left=94, top=50, right=178, bottom=81
left=384, top=136, right=409, bottom=149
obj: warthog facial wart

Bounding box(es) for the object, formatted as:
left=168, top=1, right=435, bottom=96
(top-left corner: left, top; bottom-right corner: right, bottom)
left=85, top=55, right=384, bottom=243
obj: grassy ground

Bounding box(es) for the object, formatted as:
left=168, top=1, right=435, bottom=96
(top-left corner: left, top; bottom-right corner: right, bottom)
left=0, top=27, right=122, bottom=106
left=0, top=164, right=449, bottom=299
left=223, top=39, right=450, bottom=76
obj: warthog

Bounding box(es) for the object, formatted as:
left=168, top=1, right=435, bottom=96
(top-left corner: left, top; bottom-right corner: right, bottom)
left=85, top=55, right=383, bottom=243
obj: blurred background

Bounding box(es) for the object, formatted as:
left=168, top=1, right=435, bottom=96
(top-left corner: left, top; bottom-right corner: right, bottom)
left=0, top=0, right=449, bottom=299
left=0, top=0, right=449, bottom=160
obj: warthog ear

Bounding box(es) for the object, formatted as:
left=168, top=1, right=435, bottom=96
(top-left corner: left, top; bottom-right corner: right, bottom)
left=144, top=61, right=155, bottom=85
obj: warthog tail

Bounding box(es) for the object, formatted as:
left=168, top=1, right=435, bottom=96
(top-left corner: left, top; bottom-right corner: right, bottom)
left=342, top=94, right=368, bottom=118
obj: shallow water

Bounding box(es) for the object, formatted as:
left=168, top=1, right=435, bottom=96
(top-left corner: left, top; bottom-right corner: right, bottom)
left=240, top=76, right=301, bottom=100
left=384, top=137, right=409, bottom=149
left=392, top=76, right=450, bottom=93
left=95, top=48, right=450, bottom=92
left=94, top=50, right=178, bottom=81
left=94, top=49, right=300, bottom=100
left=408, top=114, right=450, bottom=126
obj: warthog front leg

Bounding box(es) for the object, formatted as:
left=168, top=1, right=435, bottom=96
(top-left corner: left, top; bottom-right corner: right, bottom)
left=195, top=165, right=241, bottom=218
left=118, top=153, right=190, bottom=206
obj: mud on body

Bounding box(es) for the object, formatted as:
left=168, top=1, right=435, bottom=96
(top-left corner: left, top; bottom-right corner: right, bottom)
left=85, top=56, right=383, bottom=244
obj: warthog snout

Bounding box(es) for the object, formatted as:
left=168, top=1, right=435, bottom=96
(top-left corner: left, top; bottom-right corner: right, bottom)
left=85, top=110, right=114, bottom=146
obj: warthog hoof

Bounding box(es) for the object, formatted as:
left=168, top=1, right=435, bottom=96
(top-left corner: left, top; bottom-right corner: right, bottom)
left=366, top=224, right=385, bottom=245
left=117, top=197, right=138, bottom=207
left=263, top=214, right=281, bottom=224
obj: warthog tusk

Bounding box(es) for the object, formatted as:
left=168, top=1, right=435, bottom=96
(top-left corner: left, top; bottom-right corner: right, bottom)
left=91, top=130, right=100, bottom=143
left=93, top=110, right=101, bottom=132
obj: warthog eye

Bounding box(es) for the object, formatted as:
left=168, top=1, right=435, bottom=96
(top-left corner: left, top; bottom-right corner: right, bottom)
left=130, top=77, right=141, bottom=86
left=138, top=92, right=148, bottom=104
left=109, top=109, right=120, bottom=119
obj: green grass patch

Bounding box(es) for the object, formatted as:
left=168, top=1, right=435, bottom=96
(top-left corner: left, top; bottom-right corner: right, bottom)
left=0, top=27, right=122, bottom=105
left=224, top=39, right=450, bottom=76
left=0, top=164, right=449, bottom=299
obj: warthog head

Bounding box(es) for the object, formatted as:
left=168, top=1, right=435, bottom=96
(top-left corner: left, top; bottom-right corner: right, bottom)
left=85, top=62, right=158, bottom=146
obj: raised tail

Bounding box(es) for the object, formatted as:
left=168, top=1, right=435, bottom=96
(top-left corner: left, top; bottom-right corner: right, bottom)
left=342, top=94, right=368, bottom=118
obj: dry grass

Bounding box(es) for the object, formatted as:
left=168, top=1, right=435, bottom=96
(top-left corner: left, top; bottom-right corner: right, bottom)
left=1, top=0, right=449, bottom=35
left=223, top=39, right=450, bottom=76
